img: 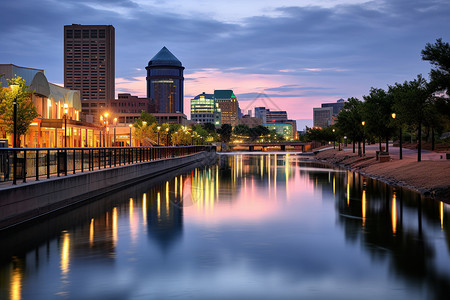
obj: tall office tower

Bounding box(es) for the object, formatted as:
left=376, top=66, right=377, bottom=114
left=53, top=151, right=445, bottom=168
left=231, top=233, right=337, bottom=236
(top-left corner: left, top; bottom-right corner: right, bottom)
left=214, top=90, right=239, bottom=127
left=146, top=47, right=184, bottom=113
left=64, top=24, right=115, bottom=123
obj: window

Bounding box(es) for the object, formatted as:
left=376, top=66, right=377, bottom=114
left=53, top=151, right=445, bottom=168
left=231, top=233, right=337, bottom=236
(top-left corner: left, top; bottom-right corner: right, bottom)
left=83, top=30, right=89, bottom=38
left=66, top=30, right=73, bottom=38
left=90, top=30, right=97, bottom=38
left=99, top=30, right=105, bottom=38
left=74, top=30, right=81, bottom=38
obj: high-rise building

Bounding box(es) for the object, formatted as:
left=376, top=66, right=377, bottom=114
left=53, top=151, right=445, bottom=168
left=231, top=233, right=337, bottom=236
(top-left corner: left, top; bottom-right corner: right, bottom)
left=322, top=98, right=345, bottom=115
left=215, top=90, right=239, bottom=127
left=64, top=24, right=115, bottom=123
left=254, top=107, right=287, bottom=123
left=313, top=107, right=334, bottom=128
left=146, top=47, right=184, bottom=114
left=190, top=92, right=221, bottom=126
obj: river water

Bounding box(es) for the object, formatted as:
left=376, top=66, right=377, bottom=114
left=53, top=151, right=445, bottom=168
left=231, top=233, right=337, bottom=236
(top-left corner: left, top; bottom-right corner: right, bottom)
left=1, top=153, right=449, bottom=299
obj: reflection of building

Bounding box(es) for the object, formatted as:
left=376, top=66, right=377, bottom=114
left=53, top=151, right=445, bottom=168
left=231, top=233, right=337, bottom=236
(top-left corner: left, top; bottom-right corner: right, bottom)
left=147, top=185, right=183, bottom=251
left=215, top=90, right=239, bottom=127
left=146, top=47, right=184, bottom=113
left=190, top=92, right=221, bottom=126
left=64, top=24, right=115, bottom=123
left=0, top=64, right=102, bottom=147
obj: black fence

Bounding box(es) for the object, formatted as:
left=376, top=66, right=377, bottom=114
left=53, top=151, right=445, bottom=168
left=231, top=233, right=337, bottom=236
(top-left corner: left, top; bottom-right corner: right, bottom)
left=0, top=145, right=215, bottom=185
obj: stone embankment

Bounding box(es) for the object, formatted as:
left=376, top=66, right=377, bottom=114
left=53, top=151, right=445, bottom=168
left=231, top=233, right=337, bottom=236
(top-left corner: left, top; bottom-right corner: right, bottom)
left=314, top=147, right=450, bottom=201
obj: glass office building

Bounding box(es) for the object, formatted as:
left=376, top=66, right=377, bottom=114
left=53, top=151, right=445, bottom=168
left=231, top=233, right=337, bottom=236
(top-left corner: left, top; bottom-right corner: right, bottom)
left=190, top=92, right=221, bottom=126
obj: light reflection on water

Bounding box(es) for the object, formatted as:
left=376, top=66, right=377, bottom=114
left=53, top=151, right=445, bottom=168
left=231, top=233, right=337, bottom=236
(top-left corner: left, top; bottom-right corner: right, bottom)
left=1, top=153, right=450, bottom=299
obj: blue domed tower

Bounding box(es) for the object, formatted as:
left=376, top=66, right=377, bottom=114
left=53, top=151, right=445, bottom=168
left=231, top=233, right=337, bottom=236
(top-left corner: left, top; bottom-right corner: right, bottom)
left=146, top=47, right=185, bottom=113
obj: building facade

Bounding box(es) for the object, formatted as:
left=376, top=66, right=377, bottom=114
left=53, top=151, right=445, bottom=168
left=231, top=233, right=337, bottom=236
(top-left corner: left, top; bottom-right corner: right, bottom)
left=110, top=93, right=154, bottom=124
left=321, top=99, right=345, bottom=115
left=264, top=123, right=293, bottom=139
left=313, top=107, right=334, bottom=128
left=0, top=64, right=103, bottom=148
left=146, top=47, right=184, bottom=114
left=214, top=90, right=239, bottom=127
left=64, top=24, right=115, bottom=123
left=190, top=92, right=221, bottom=126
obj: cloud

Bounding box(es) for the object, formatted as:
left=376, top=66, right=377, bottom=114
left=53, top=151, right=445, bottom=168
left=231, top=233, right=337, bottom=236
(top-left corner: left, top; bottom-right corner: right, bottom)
left=1, top=0, right=450, bottom=120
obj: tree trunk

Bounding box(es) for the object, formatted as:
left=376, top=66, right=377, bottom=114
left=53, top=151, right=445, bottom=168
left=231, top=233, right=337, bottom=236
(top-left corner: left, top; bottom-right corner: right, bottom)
left=431, top=127, right=435, bottom=151
left=417, top=122, right=422, bottom=162
left=379, top=136, right=382, bottom=151
left=386, top=136, right=389, bottom=152
left=353, top=140, right=355, bottom=153
left=358, top=140, right=361, bottom=157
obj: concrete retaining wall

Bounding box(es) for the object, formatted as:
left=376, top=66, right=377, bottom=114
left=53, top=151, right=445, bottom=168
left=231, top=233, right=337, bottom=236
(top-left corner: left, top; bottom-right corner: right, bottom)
left=0, top=151, right=217, bottom=230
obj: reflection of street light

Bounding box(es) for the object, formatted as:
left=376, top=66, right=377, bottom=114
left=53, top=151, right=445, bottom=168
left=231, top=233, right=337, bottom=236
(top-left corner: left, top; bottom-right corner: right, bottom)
left=64, top=104, right=68, bottom=147
left=392, top=113, right=402, bottom=159
left=129, top=124, right=133, bottom=146
left=361, top=121, right=366, bottom=155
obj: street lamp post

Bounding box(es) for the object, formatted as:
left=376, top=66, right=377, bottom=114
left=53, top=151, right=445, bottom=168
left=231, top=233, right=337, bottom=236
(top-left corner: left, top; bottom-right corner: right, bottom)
left=129, top=124, right=132, bottom=146
left=157, top=126, right=160, bottom=145
left=361, top=121, right=366, bottom=155
left=12, top=97, right=17, bottom=185
left=113, top=117, right=117, bottom=146
left=332, top=128, right=336, bottom=149
left=166, top=127, right=169, bottom=146
left=392, top=113, right=402, bottom=159
left=64, top=104, right=68, bottom=148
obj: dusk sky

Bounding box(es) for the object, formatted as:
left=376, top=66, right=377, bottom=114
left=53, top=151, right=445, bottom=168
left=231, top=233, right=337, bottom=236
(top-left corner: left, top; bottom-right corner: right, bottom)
left=1, top=0, right=450, bottom=129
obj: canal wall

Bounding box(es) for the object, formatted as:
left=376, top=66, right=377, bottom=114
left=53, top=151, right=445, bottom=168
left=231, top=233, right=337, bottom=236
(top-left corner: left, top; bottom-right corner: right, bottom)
left=0, top=151, right=217, bottom=230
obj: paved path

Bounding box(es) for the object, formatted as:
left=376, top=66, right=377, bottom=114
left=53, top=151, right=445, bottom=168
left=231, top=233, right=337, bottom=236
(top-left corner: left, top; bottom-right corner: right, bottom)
left=342, top=143, right=447, bottom=161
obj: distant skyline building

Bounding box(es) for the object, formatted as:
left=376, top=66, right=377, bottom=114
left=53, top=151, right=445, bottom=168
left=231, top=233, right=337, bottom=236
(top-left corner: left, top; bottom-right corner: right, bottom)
left=214, top=90, right=239, bottom=127
left=313, top=107, right=334, bottom=128
left=313, top=99, right=346, bottom=128
left=190, top=92, right=221, bottom=126
left=146, top=47, right=184, bottom=114
left=64, top=24, right=115, bottom=123
left=322, top=98, right=345, bottom=115
left=254, top=107, right=287, bottom=123
left=110, top=93, right=154, bottom=124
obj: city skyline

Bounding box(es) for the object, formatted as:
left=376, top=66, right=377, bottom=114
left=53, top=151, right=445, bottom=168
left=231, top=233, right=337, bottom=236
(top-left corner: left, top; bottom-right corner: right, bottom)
left=1, top=0, right=449, bottom=129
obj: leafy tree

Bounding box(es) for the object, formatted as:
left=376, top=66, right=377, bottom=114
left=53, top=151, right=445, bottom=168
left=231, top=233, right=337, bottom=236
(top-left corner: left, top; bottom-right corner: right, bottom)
left=336, top=97, right=364, bottom=155
left=217, top=124, right=232, bottom=143
left=171, top=127, right=192, bottom=145
left=362, top=88, right=395, bottom=151
left=389, top=75, right=433, bottom=161
left=0, top=75, right=38, bottom=147
left=202, top=122, right=216, bottom=134
left=421, top=38, right=450, bottom=96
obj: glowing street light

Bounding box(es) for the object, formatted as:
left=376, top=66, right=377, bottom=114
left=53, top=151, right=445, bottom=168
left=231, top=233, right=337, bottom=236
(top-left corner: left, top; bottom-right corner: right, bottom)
left=392, top=113, right=402, bottom=159
left=361, top=121, right=366, bottom=155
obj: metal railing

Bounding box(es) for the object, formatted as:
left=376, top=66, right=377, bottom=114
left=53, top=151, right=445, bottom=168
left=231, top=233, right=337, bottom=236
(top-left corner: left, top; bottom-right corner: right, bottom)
left=0, top=145, right=215, bottom=185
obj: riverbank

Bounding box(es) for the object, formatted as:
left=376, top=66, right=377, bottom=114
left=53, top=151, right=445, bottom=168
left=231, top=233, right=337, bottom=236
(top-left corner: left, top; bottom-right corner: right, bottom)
left=314, top=146, right=450, bottom=201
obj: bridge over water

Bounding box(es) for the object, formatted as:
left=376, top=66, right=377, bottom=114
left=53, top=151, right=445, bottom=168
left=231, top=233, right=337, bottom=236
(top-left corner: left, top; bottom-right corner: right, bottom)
left=228, top=142, right=313, bottom=152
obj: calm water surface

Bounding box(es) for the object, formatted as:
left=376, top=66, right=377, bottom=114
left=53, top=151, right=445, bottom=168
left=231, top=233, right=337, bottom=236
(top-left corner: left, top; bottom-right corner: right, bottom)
left=1, top=153, right=450, bottom=299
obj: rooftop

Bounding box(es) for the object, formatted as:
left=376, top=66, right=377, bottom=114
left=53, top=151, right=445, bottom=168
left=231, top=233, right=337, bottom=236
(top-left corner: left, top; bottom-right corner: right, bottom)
left=148, top=46, right=183, bottom=67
